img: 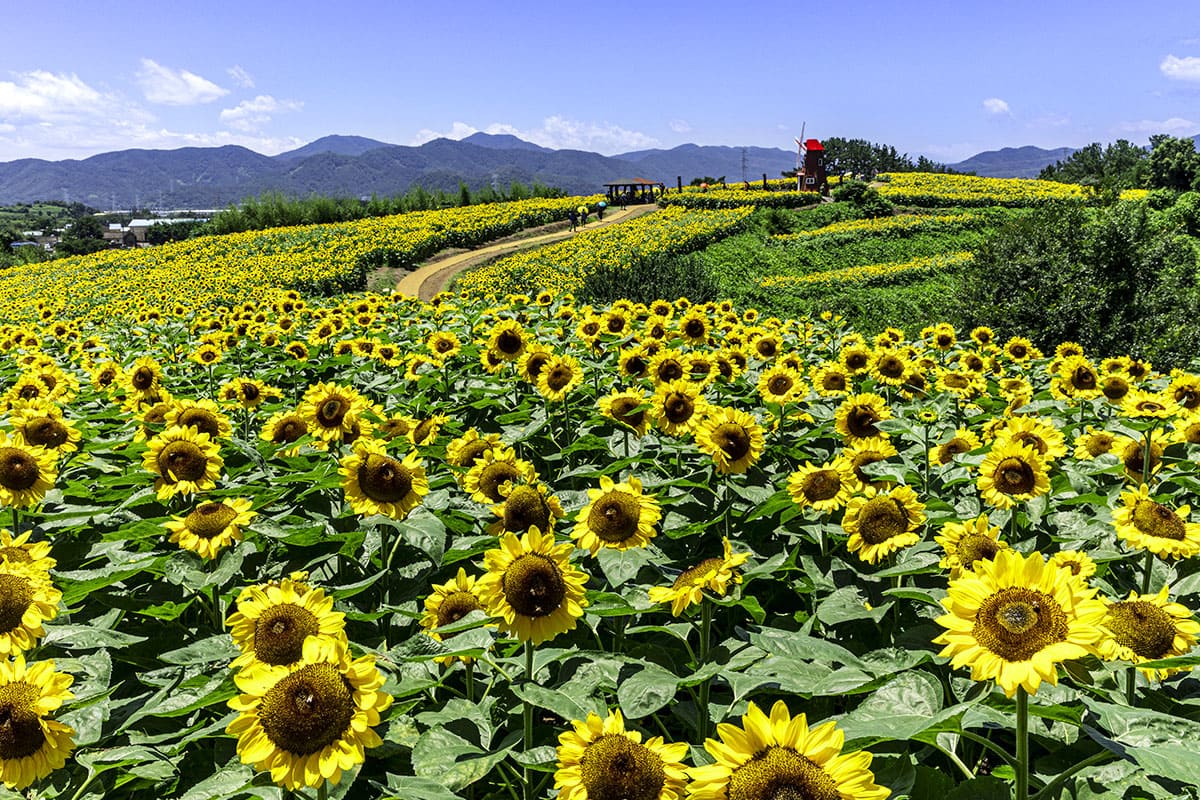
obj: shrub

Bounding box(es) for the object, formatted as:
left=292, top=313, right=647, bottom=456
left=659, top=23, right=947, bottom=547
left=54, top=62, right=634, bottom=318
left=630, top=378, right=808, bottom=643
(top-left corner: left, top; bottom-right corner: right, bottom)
left=578, top=251, right=719, bottom=305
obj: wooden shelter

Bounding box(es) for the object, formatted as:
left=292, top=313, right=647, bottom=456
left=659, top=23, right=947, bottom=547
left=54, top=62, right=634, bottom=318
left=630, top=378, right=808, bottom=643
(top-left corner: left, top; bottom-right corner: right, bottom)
left=603, top=178, right=665, bottom=205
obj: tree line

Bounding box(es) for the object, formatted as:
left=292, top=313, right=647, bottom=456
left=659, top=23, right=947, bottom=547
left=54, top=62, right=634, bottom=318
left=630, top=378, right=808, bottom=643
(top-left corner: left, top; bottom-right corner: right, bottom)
left=1039, top=134, right=1200, bottom=196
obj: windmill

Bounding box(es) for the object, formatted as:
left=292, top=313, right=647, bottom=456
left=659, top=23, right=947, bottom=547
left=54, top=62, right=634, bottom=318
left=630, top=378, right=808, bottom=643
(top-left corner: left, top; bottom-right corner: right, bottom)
left=794, top=123, right=807, bottom=190
left=793, top=124, right=828, bottom=196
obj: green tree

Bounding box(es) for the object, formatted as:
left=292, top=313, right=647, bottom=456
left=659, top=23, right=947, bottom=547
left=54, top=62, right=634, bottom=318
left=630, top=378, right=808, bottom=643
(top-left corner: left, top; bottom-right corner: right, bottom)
left=1148, top=135, right=1200, bottom=191
left=1038, top=139, right=1148, bottom=192
left=55, top=215, right=108, bottom=256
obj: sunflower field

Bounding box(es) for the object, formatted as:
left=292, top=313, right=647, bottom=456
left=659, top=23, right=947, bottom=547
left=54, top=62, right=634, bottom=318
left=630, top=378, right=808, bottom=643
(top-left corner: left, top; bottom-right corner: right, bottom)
left=874, top=174, right=1088, bottom=207
left=0, top=266, right=1199, bottom=800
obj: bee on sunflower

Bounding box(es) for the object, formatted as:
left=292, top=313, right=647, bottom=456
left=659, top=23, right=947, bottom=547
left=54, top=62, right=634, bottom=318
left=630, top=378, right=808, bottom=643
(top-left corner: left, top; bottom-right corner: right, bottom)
left=571, top=475, right=661, bottom=554
left=834, top=393, right=891, bottom=444
left=695, top=407, right=765, bottom=475
left=1097, top=587, right=1200, bottom=680
left=340, top=440, right=428, bottom=520
left=7, top=401, right=81, bottom=456
left=164, top=498, right=256, bottom=560
left=226, top=575, right=347, bottom=673
left=650, top=380, right=708, bottom=438
left=142, top=425, right=223, bottom=499
left=298, top=382, right=371, bottom=445
left=1111, top=484, right=1200, bottom=559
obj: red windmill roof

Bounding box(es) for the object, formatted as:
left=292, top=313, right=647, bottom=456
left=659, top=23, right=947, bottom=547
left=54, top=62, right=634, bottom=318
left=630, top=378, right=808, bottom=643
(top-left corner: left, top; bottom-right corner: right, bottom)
left=805, top=138, right=823, bottom=151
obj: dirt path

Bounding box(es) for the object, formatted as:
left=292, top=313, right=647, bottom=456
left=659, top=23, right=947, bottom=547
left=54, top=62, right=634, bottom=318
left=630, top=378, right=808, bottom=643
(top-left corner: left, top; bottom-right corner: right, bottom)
left=396, top=204, right=658, bottom=300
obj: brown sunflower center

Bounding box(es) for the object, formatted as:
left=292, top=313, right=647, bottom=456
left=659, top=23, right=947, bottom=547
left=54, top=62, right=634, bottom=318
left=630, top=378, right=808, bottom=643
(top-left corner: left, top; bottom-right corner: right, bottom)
left=451, top=440, right=492, bottom=468
left=411, top=418, right=437, bottom=445
left=495, top=329, right=524, bottom=356
left=316, top=396, right=349, bottom=428
left=1123, top=442, right=1161, bottom=476
left=956, top=534, right=1001, bottom=567
left=845, top=406, right=881, bottom=439
left=1102, top=376, right=1129, bottom=400
left=579, top=733, right=666, bottom=800
left=727, top=745, right=841, bottom=800
left=623, top=355, right=648, bottom=377
left=937, top=438, right=973, bottom=463
left=712, top=423, right=753, bottom=461
left=662, top=393, right=695, bottom=425
left=1132, top=500, right=1186, bottom=540
left=157, top=440, right=210, bottom=483
left=656, top=360, right=684, bottom=383
left=1174, top=386, right=1200, bottom=409
left=273, top=416, right=307, bottom=443
left=1072, top=366, right=1097, bottom=390
left=436, top=591, right=482, bottom=628
left=0, top=574, right=33, bottom=635
left=856, top=496, right=910, bottom=545
left=0, top=681, right=45, bottom=760
left=802, top=470, right=842, bottom=502
left=0, top=547, right=31, bottom=565
left=524, top=353, right=551, bottom=381
left=241, top=382, right=261, bottom=402
left=821, top=372, right=847, bottom=391
left=587, top=491, right=641, bottom=543
left=131, top=366, right=157, bottom=391
left=683, top=319, right=706, bottom=340
left=478, top=462, right=522, bottom=503
left=943, top=373, right=971, bottom=389
left=673, top=557, right=724, bottom=589
left=1084, top=433, right=1115, bottom=456
left=993, top=456, right=1036, bottom=495
left=546, top=365, right=574, bottom=391
left=877, top=355, right=905, bottom=378
left=844, top=351, right=869, bottom=371
left=502, top=554, right=566, bottom=618
left=258, top=663, right=354, bottom=756
left=768, top=375, right=794, bottom=396
left=756, top=339, right=778, bottom=358
left=357, top=454, right=413, bottom=504
left=973, top=587, right=1068, bottom=662
left=177, top=408, right=222, bottom=438
left=0, top=448, right=40, bottom=491
left=252, top=603, right=320, bottom=666
left=502, top=486, right=552, bottom=534
left=608, top=398, right=645, bottom=430
left=184, top=502, right=239, bottom=539
left=1106, top=601, right=1177, bottom=660
left=1010, top=432, right=1048, bottom=456
left=23, top=418, right=68, bottom=449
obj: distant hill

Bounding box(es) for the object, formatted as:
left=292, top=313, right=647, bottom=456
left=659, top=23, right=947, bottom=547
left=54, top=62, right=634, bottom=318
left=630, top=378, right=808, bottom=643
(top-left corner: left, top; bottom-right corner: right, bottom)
left=275, top=135, right=394, bottom=161
left=947, top=146, right=1078, bottom=179
left=0, top=135, right=798, bottom=208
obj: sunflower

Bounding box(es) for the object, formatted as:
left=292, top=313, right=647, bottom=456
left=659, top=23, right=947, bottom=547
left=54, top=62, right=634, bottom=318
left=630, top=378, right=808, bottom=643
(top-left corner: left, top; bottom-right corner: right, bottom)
left=977, top=442, right=1050, bottom=510
left=227, top=639, right=392, bottom=790
left=650, top=380, right=708, bottom=438
left=142, top=425, right=223, bottom=499
left=843, top=439, right=899, bottom=488
left=0, top=429, right=56, bottom=510
left=648, top=350, right=688, bottom=385
left=165, top=398, right=233, bottom=441
left=648, top=538, right=749, bottom=617
left=1112, top=484, right=1200, bottom=559
left=992, top=416, right=1067, bottom=462
left=1169, top=372, right=1200, bottom=411
left=445, top=429, right=505, bottom=471
left=0, top=655, right=74, bottom=790
left=408, top=413, right=447, bottom=447
left=226, top=577, right=347, bottom=673
left=489, top=481, right=566, bottom=537
left=0, top=566, right=60, bottom=656
left=843, top=484, right=926, bottom=565
left=260, top=409, right=314, bottom=455
left=1054, top=355, right=1102, bottom=399
left=164, top=498, right=256, bottom=560
left=556, top=709, right=689, bottom=800
left=1049, top=550, right=1096, bottom=581
left=1121, top=388, right=1180, bottom=420
left=695, top=408, right=765, bottom=475
left=834, top=393, right=891, bottom=444
left=420, top=567, right=489, bottom=662
left=1097, top=588, right=1200, bottom=680
left=839, top=343, right=873, bottom=374
left=687, top=700, right=889, bottom=800
left=125, top=355, right=165, bottom=400
left=1003, top=336, right=1040, bottom=362
left=934, top=549, right=1107, bottom=697
left=1171, top=412, right=1200, bottom=446
left=871, top=350, right=910, bottom=386
left=676, top=308, right=711, bottom=345
left=1114, top=435, right=1164, bottom=483
left=463, top=447, right=538, bottom=504
left=572, top=475, right=661, bottom=554
left=916, top=426, right=975, bottom=468
left=0, top=530, right=53, bottom=574
left=1098, top=372, right=1132, bottom=403
left=521, top=344, right=555, bottom=385
left=1073, top=427, right=1117, bottom=459
left=599, top=389, right=651, bottom=437
left=485, top=319, right=527, bottom=362
left=476, top=526, right=589, bottom=644
left=786, top=459, right=860, bottom=513
left=219, top=378, right=279, bottom=409
left=426, top=330, right=462, bottom=360
left=340, top=440, right=428, bottom=520
left=538, top=354, right=584, bottom=403
left=936, top=514, right=1008, bottom=578
left=298, top=382, right=370, bottom=444
left=189, top=342, right=223, bottom=366
left=810, top=362, right=851, bottom=397
left=757, top=365, right=807, bottom=405
left=8, top=402, right=80, bottom=455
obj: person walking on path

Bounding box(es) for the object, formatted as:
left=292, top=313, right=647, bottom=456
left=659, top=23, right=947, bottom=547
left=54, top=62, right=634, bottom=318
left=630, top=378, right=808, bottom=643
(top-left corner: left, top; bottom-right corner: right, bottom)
left=597, top=200, right=606, bottom=221
left=577, top=204, right=589, bottom=226
left=568, top=208, right=578, bottom=231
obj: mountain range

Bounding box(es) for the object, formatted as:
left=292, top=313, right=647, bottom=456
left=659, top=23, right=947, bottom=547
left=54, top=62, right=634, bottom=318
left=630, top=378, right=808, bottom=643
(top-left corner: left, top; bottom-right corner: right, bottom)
left=1, top=133, right=1192, bottom=209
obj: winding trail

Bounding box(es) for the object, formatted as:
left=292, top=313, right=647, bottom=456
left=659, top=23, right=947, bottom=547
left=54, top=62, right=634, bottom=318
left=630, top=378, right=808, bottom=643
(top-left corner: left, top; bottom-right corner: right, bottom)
left=396, top=203, right=658, bottom=300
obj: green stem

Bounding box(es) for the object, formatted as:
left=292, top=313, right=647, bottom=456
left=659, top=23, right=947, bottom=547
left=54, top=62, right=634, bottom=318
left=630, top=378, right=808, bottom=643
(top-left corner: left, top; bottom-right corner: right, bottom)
left=957, top=730, right=1016, bottom=767
left=1016, top=687, right=1030, bottom=800
left=1139, top=548, right=1154, bottom=596
left=465, top=660, right=476, bottom=704
left=926, top=737, right=975, bottom=781
left=1125, top=664, right=1138, bottom=706
left=1030, top=750, right=1116, bottom=800
left=10, top=508, right=17, bottom=537
left=523, top=642, right=535, bottom=800
left=317, top=782, right=328, bottom=800
left=697, top=601, right=713, bottom=740
left=210, top=583, right=222, bottom=632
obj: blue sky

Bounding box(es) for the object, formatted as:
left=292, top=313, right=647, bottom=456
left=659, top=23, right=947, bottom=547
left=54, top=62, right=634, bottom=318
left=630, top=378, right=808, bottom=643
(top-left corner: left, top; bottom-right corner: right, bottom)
left=1, top=0, right=1198, bottom=163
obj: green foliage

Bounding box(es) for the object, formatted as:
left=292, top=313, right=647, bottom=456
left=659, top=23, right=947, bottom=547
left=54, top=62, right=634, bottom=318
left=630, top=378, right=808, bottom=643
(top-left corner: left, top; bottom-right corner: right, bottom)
left=820, top=137, right=950, bottom=178
left=1148, top=135, right=1200, bottom=192
left=55, top=215, right=108, bottom=256
left=1038, top=139, right=1149, bottom=192
left=577, top=251, right=720, bottom=306
left=1165, top=191, right=1200, bottom=236
left=958, top=200, right=1200, bottom=366
left=144, top=220, right=207, bottom=245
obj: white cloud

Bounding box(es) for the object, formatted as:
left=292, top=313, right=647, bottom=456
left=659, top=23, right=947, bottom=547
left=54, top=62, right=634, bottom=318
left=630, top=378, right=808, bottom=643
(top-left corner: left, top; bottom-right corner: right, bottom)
left=1119, top=117, right=1198, bottom=135
left=669, top=118, right=691, bottom=134
left=0, top=71, right=108, bottom=120
left=1161, top=54, right=1200, bottom=81
left=136, top=59, right=227, bottom=105
left=982, top=97, right=1010, bottom=115
left=227, top=65, right=255, bottom=89
left=219, top=95, right=303, bottom=133
left=411, top=116, right=659, bottom=154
